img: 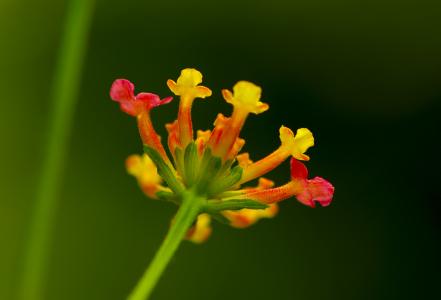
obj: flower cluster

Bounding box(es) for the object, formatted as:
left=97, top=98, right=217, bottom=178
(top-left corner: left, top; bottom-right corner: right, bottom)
left=110, top=68, right=334, bottom=243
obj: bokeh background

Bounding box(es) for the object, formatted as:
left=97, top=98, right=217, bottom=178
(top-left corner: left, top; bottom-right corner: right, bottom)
left=1, top=0, right=440, bottom=299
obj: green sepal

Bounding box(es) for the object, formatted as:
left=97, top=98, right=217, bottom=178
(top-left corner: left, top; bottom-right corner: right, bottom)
left=217, top=159, right=234, bottom=178
left=155, top=191, right=174, bottom=199
left=174, top=147, right=185, bottom=176
left=207, top=165, right=243, bottom=196
left=202, top=199, right=268, bottom=213
left=183, top=142, right=198, bottom=186
left=155, top=191, right=179, bottom=204
left=195, top=148, right=222, bottom=193
left=143, top=146, right=184, bottom=194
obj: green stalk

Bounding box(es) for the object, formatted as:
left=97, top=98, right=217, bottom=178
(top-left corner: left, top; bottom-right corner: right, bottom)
left=128, top=190, right=204, bottom=300
left=18, top=1, right=95, bottom=299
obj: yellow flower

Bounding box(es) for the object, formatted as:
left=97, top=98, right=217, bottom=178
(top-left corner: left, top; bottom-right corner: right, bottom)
left=126, top=154, right=164, bottom=199
left=207, top=82, right=269, bottom=160
left=221, top=81, right=269, bottom=114
left=238, top=126, right=314, bottom=185
left=166, top=68, right=212, bottom=148
left=185, top=214, right=212, bottom=243
left=279, top=126, right=314, bottom=161
left=167, top=68, right=212, bottom=99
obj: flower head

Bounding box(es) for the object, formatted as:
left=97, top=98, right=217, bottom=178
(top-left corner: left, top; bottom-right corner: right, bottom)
left=111, top=68, right=334, bottom=244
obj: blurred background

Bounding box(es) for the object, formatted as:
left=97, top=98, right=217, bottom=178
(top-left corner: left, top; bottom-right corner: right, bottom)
left=1, top=0, right=440, bottom=299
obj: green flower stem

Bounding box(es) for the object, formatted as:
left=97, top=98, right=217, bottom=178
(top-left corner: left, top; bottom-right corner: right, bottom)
left=18, top=1, right=95, bottom=299
left=128, top=190, right=204, bottom=300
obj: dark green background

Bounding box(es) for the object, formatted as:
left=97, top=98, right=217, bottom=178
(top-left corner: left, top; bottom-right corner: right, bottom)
left=1, top=0, right=440, bottom=299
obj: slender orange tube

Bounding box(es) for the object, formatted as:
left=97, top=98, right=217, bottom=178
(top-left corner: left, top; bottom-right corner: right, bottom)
left=137, top=110, right=173, bottom=168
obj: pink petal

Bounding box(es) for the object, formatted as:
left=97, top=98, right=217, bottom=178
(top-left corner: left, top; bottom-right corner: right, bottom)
left=159, top=96, right=173, bottom=106
left=296, top=177, right=334, bottom=208
left=110, top=79, right=139, bottom=116
left=290, top=158, right=308, bottom=180
left=110, top=79, right=173, bottom=116
left=136, top=92, right=162, bottom=108
left=307, top=177, right=334, bottom=207
left=119, top=101, right=137, bottom=116
left=110, top=79, right=135, bottom=102
left=295, top=184, right=314, bottom=207
left=136, top=93, right=173, bottom=109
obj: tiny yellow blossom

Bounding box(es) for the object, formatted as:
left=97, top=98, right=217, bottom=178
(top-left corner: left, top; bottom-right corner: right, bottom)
left=185, top=213, right=212, bottom=244
left=236, top=153, right=253, bottom=168
left=279, top=126, right=314, bottom=161
left=166, top=68, right=212, bottom=148
left=126, top=154, right=164, bottom=199
left=238, top=125, right=314, bottom=185
left=222, top=81, right=269, bottom=114
left=167, top=68, right=212, bottom=98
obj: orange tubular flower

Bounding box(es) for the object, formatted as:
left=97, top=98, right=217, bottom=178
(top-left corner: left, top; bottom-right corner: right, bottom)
left=167, top=69, right=212, bottom=149
left=238, top=126, right=314, bottom=185
left=207, top=81, right=268, bottom=161
left=195, top=129, right=212, bottom=156
left=110, top=79, right=173, bottom=168
left=110, top=68, right=334, bottom=244
left=227, top=158, right=334, bottom=208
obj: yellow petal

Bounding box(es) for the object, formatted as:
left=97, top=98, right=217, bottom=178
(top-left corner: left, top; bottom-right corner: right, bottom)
left=177, top=68, right=203, bottom=87
left=167, top=68, right=212, bottom=98
left=166, top=79, right=179, bottom=95
left=279, top=126, right=314, bottom=161
left=126, top=154, right=162, bottom=198
left=196, top=129, right=212, bottom=142
left=196, top=129, right=212, bottom=155
left=222, top=81, right=269, bottom=114
left=223, top=204, right=279, bottom=228
left=186, top=214, right=212, bottom=244
left=226, top=137, right=245, bottom=161
left=236, top=153, right=253, bottom=168
left=196, top=86, right=212, bottom=98
left=256, top=177, right=275, bottom=189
